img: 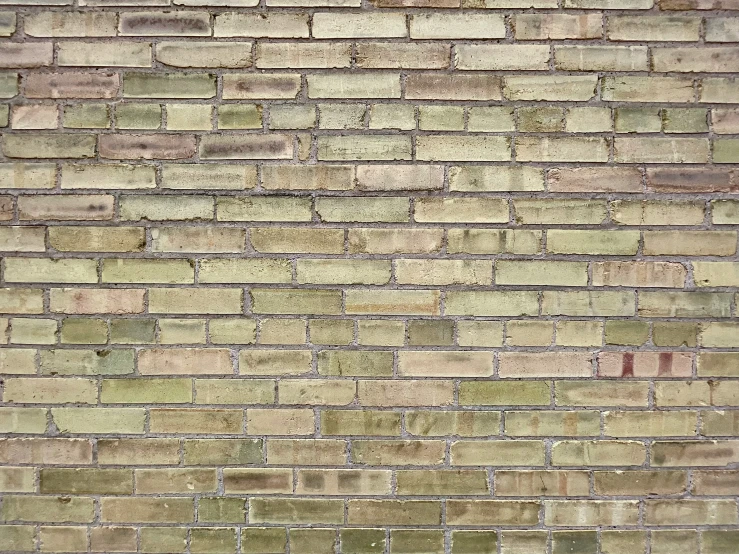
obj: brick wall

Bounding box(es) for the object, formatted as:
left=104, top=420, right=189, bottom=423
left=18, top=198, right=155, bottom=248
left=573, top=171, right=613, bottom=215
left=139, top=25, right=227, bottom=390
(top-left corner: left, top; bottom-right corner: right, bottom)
left=0, top=0, right=738, bottom=553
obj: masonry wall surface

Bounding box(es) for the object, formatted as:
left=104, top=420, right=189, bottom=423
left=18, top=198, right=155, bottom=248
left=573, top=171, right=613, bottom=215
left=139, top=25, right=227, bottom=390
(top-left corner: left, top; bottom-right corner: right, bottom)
left=0, top=0, right=739, bottom=553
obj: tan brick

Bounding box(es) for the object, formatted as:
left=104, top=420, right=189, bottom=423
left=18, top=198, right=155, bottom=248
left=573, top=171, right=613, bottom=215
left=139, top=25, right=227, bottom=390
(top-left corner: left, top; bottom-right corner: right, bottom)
left=603, top=76, right=694, bottom=103
left=312, top=13, right=407, bottom=38
left=500, top=352, right=592, bottom=378
left=505, top=411, right=600, bottom=437
left=257, top=42, right=350, bottom=69
left=346, top=290, right=440, bottom=316
left=359, top=380, right=453, bottom=407
left=411, top=14, right=505, bottom=39
left=552, top=440, right=646, bottom=466
left=216, top=13, right=308, bottom=38
left=406, top=73, right=502, bottom=101
left=516, top=14, right=602, bottom=39
left=504, top=76, right=597, bottom=101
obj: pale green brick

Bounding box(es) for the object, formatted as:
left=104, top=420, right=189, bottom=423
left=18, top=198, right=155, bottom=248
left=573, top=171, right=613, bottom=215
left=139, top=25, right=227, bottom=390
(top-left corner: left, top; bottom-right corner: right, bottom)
left=218, top=104, right=262, bottom=129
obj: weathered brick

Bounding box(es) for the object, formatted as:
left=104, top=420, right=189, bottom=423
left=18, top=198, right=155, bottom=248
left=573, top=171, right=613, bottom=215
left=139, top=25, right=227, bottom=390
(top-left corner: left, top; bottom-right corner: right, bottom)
left=24, top=72, right=119, bottom=98
left=119, top=11, right=210, bottom=36
left=516, top=14, right=602, bottom=39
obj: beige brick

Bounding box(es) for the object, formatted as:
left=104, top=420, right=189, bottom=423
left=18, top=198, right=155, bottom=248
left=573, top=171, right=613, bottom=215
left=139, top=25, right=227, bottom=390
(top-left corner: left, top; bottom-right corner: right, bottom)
left=0, top=163, right=56, bottom=189
left=644, top=231, right=737, bottom=256
left=312, top=13, right=407, bottom=38
left=612, top=200, right=704, bottom=226
left=557, top=381, right=648, bottom=407
left=406, top=73, right=502, bottom=101
left=356, top=43, right=450, bottom=69
left=603, top=76, right=694, bottom=103
left=515, top=14, right=602, bottom=39
left=608, top=15, right=700, bottom=41
left=251, top=288, right=341, bottom=315
left=504, top=76, right=597, bottom=101
left=556, top=46, right=648, bottom=71
left=257, top=42, right=350, bottom=69
left=297, top=259, right=391, bottom=285
left=506, top=411, right=599, bottom=437
left=456, top=45, right=550, bottom=70
left=59, top=41, right=151, bottom=67
left=25, top=12, right=117, bottom=37
left=398, top=351, right=493, bottom=377
left=157, top=41, right=252, bottom=68
left=411, top=14, right=504, bottom=39
left=605, top=411, right=697, bottom=437
left=517, top=136, right=609, bottom=163
left=552, top=441, right=646, bottom=466
left=416, top=198, right=508, bottom=223
left=447, top=229, right=541, bottom=255
left=358, top=380, right=453, bottom=407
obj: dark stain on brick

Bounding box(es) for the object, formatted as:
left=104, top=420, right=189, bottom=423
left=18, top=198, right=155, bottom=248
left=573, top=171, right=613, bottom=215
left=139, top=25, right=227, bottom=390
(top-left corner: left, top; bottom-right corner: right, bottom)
left=658, top=352, right=674, bottom=376
left=120, top=14, right=209, bottom=35
left=621, top=352, right=634, bottom=377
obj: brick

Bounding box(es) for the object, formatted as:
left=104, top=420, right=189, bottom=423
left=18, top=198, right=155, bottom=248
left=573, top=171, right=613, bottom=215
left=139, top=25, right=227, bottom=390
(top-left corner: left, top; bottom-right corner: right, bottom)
left=608, top=15, right=700, bottom=41
left=451, top=166, right=544, bottom=192
left=499, top=352, right=592, bottom=378
left=556, top=46, right=648, bottom=71
left=358, top=165, right=444, bottom=191
left=398, top=351, right=493, bottom=377
left=707, top=18, right=739, bottom=42
left=25, top=12, right=117, bottom=36
left=646, top=168, right=736, bottom=193
left=547, top=230, right=639, bottom=255
left=356, top=43, right=450, bottom=69
left=411, top=14, right=504, bottom=38
left=2, top=496, right=94, bottom=523
left=603, top=76, right=694, bottom=103
left=457, top=45, right=550, bottom=70
left=0, top=43, right=52, bottom=68
left=639, top=292, right=732, bottom=318
left=257, top=42, right=350, bottom=69
left=318, top=136, right=411, bottom=161
left=24, top=72, right=119, bottom=98
left=406, top=74, right=502, bottom=101
left=59, top=41, right=151, bottom=67
left=297, top=469, right=390, bottom=496
left=460, top=381, right=550, bottom=406
left=612, top=200, right=704, bottom=226
left=506, top=411, right=599, bottom=437
left=645, top=499, right=737, bottom=526
left=0, top=162, right=55, bottom=188
left=312, top=13, right=407, bottom=38
left=0, top=407, right=47, bottom=433
left=119, top=11, right=210, bottom=35
left=515, top=14, right=602, bottom=39
left=251, top=288, right=341, bottom=315
left=396, top=470, right=489, bottom=496
left=552, top=440, right=646, bottom=466
left=0, top=438, right=92, bottom=465
left=0, top=289, right=44, bottom=315
left=556, top=381, right=648, bottom=407
left=216, top=13, right=308, bottom=38
left=157, top=41, right=252, bottom=68
left=702, top=77, right=739, bottom=103
left=417, top=136, right=510, bottom=162
left=515, top=199, right=607, bottom=225
left=11, top=104, right=58, bottom=129
left=605, top=411, right=697, bottom=438
left=100, top=378, right=192, bottom=404
left=504, top=76, right=597, bottom=101
left=250, top=498, right=343, bottom=524
left=3, top=133, right=96, bottom=158
left=348, top=499, right=441, bottom=525
left=447, top=229, right=541, bottom=255
left=237, top=350, right=308, bottom=377
left=358, top=380, right=453, bottom=407
left=416, top=198, right=508, bottom=223
left=545, top=500, right=639, bottom=526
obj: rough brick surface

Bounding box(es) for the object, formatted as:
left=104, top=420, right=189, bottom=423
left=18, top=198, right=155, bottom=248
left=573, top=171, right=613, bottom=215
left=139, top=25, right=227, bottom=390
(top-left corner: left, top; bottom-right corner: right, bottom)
left=0, top=1, right=738, bottom=553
